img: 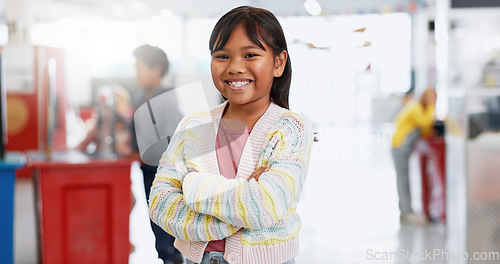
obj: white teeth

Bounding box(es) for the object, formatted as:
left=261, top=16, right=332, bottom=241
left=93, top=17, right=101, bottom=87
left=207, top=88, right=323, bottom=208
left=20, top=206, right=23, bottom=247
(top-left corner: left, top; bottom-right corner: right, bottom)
left=229, top=80, right=249, bottom=87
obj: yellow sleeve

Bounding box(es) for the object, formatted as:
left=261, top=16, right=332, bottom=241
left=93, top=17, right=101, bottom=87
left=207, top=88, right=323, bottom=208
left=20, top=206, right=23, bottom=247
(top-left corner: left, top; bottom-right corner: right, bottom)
left=391, top=103, right=435, bottom=148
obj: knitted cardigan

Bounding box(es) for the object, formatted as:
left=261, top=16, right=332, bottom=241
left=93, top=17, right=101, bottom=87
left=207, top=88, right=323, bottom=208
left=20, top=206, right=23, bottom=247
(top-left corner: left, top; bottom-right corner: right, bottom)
left=149, top=101, right=313, bottom=264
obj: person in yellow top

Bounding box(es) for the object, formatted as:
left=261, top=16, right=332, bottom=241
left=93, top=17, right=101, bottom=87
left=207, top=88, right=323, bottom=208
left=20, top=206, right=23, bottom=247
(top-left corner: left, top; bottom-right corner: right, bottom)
left=392, top=88, right=437, bottom=225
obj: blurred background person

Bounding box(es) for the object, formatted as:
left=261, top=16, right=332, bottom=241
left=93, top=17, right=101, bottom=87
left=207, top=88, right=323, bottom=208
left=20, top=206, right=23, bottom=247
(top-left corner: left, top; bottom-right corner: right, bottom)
left=391, top=88, right=437, bottom=225
left=75, top=85, right=134, bottom=158
left=130, top=44, right=183, bottom=264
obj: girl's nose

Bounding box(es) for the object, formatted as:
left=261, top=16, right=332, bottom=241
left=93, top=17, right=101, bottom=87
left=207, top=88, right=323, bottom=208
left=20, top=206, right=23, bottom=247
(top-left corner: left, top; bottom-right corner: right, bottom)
left=227, top=58, right=246, bottom=74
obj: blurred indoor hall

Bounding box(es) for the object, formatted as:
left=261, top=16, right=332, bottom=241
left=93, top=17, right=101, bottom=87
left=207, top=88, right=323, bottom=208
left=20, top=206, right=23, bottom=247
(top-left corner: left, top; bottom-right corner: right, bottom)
left=4, top=0, right=500, bottom=264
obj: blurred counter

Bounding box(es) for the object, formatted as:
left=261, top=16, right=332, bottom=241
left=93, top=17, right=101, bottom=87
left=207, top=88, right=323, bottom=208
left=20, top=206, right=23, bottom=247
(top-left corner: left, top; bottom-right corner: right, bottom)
left=26, top=150, right=136, bottom=264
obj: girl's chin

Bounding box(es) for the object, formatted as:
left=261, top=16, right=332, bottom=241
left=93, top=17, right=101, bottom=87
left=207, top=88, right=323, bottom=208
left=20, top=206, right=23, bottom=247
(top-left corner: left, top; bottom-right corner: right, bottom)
left=223, top=91, right=249, bottom=101
left=226, top=98, right=249, bottom=105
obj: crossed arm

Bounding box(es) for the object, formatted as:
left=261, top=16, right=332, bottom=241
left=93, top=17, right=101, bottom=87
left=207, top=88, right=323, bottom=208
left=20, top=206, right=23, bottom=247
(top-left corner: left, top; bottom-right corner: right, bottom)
left=148, top=129, right=242, bottom=242
left=149, top=115, right=313, bottom=240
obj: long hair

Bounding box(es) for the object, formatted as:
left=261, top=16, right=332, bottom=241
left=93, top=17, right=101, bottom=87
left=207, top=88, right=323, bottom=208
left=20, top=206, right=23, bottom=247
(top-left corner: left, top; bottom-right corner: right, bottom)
left=209, top=6, right=291, bottom=109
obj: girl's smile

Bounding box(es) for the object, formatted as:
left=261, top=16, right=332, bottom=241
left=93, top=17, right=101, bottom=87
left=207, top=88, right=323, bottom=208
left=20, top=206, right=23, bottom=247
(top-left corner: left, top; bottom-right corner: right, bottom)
left=226, top=79, right=251, bottom=91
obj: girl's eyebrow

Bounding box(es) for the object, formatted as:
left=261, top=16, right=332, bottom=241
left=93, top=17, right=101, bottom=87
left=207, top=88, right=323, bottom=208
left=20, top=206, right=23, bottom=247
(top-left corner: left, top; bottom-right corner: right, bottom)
left=213, top=44, right=263, bottom=53
left=243, top=45, right=262, bottom=50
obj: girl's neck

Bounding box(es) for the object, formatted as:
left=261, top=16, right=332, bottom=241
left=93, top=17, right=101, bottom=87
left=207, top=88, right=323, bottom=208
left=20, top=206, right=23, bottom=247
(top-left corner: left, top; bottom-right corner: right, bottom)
left=223, top=99, right=271, bottom=129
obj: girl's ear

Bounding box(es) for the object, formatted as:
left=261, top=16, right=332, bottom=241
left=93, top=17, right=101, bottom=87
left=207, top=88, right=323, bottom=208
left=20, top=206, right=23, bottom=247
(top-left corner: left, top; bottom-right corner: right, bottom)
left=273, top=50, right=287, bottom=77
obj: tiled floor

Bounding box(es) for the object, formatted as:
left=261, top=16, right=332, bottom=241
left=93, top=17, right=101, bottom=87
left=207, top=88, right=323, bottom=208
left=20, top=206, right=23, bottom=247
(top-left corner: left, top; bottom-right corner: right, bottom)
left=128, top=123, right=449, bottom=264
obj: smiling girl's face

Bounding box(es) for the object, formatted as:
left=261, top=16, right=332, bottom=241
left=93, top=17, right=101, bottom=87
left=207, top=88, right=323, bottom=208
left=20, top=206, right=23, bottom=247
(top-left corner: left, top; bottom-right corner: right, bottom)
left=210, top=23, right=286, bottom=108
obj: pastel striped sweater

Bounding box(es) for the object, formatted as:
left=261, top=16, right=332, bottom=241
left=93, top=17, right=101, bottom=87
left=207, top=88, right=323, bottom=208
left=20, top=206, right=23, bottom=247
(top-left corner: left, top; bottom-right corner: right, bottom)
left=149, top=101, right=313, bottom=264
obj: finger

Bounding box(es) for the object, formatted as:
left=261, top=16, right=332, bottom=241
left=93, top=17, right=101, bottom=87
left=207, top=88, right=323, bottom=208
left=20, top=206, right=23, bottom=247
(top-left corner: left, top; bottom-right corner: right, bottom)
left=251, top=165, right=270, bottom=181
left=252, top=166, right=266, bottom=175
left=256, top=165, right=270, bottom=175
left=250, top=167, right=265, bottom=178
left=252, top=171, right=262, bottom=181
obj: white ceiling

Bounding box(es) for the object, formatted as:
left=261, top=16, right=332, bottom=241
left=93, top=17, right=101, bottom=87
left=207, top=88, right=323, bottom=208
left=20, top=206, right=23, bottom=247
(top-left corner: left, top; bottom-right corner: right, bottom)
left=150, top=0, right=413, bottom=17
left=7, top=0, right=414, bottom=21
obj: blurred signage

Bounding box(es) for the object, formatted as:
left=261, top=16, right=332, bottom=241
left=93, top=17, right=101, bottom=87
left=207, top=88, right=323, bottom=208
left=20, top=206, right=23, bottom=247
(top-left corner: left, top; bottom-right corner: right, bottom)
left=3, top=44, right=34, bottom=92
left=452, top=0, right=500, bottom=8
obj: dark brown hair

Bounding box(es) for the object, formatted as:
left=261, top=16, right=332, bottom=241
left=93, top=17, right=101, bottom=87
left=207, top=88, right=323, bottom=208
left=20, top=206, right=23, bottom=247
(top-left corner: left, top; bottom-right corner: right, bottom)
left=133, top=44, right=170, bottom=77
left=209, top=6, right=291, bottom=109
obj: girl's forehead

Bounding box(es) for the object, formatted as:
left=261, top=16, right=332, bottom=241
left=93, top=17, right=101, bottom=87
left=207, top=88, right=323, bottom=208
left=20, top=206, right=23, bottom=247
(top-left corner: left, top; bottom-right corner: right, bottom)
left=225, top=26, right=266, bottom=48
left=229, top=25, right=251, bottom=40
left=224, top=23, right=248, bottom=41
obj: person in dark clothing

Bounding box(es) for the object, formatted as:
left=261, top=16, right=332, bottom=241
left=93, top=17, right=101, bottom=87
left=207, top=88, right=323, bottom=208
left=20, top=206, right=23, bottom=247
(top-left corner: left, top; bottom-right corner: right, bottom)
left=131, top=44, right=183, bottom=264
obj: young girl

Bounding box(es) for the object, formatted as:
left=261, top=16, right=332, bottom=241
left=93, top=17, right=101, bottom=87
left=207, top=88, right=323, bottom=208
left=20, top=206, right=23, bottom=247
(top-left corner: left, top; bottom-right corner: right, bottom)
left=149, top=6, right=313, bottom=264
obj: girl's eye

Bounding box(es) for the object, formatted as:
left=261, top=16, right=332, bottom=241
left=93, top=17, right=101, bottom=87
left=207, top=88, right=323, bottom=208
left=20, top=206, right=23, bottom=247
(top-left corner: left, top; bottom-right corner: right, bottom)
left=245, top=53, right=258, bottom=58
left=214, top=54, right=228, bottom=59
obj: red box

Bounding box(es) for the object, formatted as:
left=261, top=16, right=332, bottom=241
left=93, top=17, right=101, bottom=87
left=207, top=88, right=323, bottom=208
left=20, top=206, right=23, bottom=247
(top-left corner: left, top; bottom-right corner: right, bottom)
left=418, top=136, right=446, bottom=223
left=29, top=151, right=133, bottom=264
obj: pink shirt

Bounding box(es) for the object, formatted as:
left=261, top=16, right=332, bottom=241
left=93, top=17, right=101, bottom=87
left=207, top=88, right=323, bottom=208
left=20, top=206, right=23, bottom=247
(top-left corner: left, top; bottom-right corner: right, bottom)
left=205, top=119, right=251, bottom=252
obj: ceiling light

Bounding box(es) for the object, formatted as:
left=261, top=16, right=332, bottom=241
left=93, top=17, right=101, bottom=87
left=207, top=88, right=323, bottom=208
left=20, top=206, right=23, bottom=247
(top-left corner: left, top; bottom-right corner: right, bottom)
left=304, top=0, right=322, bottom=16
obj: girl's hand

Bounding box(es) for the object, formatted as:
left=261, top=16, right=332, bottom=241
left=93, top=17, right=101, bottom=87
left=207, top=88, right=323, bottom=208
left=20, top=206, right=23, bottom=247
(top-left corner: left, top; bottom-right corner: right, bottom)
left=250, top=165, right=270, bottom=181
